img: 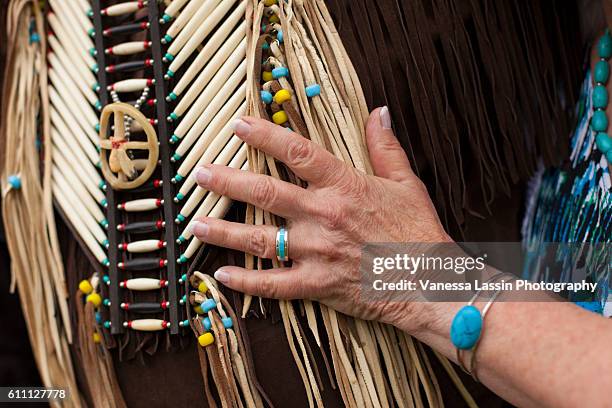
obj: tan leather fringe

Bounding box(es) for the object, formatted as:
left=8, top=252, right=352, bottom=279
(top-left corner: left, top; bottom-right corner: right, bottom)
left=243, top=0, right=478, bottom=406
left=0, top=2, right=82, bottom=406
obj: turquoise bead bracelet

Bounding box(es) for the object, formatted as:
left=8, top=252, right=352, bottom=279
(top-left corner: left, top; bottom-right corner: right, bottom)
left=593, top=30, right=612, bottom=163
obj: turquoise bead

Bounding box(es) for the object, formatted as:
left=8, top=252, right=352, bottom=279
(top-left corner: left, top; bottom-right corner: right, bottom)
left=277, top=30, right=283, bottom=43
left=201, top=299, right=216, bottom=313
left=596, top=132, right=612, bottom=153
left=305, top=84, right=321, bottom=98
left=7, top=174, right=21, bottom=189
left=450, top=305, right=482, bottom=350
left=593, top=85, right=609, bottom=109
left=261, top=90, right=273, bottom=104
left=598, top=30, right=612, bottom=59
left=202, top=317, right=212, bottom=331
left=591, top=110, right=608, bottom=132
left=594, top=60, right=610, bottom=83
left=222, top=317, right=233, bottom=329
left=103, top=275, right=110, bottom=284
left=272, top=66, right=289, bottom=79
left=103, top=321, right=111, bottom=329
left=607, top=149, right=612, bottom=163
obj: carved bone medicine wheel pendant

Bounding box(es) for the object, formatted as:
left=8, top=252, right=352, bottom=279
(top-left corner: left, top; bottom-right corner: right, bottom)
left=99, top=102, right=159, bottom=190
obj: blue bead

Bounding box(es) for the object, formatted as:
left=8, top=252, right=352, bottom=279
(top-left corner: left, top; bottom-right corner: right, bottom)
left=450, top=305, right=482, bottom=350
left=261, top=90, right=273, bottom=104
left=593, top=85, right=608, bottom=109
left=591, top=110, right=609, bottom=132
left=95, top=312, right=102, bottom=323
left=222, top=317, right=233, bottom=329
left=201, top=299, right=216, bottom=313
left=277, top=30, right=283, bottom=43
left=595, top=61, right=610, bottom=83
left=598, top=30, right=612, bottom=59
left=272, top=67, right=289, bottom=79
left=202, top=317, right=212, bottom=331
left=7, top=175, right=21, bottom=190
left=305, top=84, right=321, bottom=98
left=596, top=132, right=612, bottom=153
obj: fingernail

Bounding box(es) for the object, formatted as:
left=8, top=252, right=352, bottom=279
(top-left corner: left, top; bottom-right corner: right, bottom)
left=232, top=118, right=251, bottom=138
left=214, top=269, right=230, bottom=284
left=193, top=166, right=211, bottom=185
left=380, top=106, right=392, bottom=129
left=188, top=221, right=209, bottom=237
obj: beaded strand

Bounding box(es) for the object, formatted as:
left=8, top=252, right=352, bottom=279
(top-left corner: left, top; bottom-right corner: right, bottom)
left=593, top=30, right=612, bottom=163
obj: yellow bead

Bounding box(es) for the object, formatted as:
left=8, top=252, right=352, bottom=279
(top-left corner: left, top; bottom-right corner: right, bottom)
left=194, top=305, right=204, bottom=314
left=273, top=89, right=291, bottom=105
left=269, top=14, right=279, bottom=23
left=272, top=110, right=288, bottom=125
left=198, top=332, right=215, bottom=347
left=79, top=280, right=93, bottom=294
left=262, top=71, right=273, bottom=82
left=93, top=332, right=101, bottom=343
left=263, top=0, right=277, bottom=5
left=198, top=281, right=208, bottom=293
left=86, top=293, right=102, bottom=307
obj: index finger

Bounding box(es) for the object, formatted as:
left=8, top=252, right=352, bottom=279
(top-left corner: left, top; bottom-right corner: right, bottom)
left=232, top=117, right=351, bottom=187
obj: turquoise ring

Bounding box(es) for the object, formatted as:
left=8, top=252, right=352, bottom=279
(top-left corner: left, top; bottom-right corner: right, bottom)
left=275, top=226, right=289, bottom=262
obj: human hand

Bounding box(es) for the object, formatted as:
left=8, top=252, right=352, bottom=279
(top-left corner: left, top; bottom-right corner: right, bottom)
left=189, top=107, right=451, bottom=332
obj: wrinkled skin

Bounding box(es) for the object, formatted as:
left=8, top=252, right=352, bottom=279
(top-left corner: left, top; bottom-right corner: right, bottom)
left=190, top=107, right=451, bottom=334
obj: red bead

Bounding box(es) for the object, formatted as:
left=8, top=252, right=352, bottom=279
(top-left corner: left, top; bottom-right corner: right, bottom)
left=155, top=220, right=163, bottom=229
left=155, top=199, right=162, bottom=207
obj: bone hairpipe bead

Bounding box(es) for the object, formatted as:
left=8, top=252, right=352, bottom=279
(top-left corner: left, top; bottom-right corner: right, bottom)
left=118, top=239, right=166, bottom=253
left=164, top=0, right=213, bottom=55
left=166, top=0, right=240, bottom=75
left=119, top=278, right=169, bottom=290
left=162, top=0, right=189, bottom=20
left=107, top=78, right=154, bottom=93
left=164, top=0, right=205, bottom=38
left=101, top=1, right=147, bottom=17
left=123, top=319, right=170, bottom=331
left=105, top=41, right=152, bottom=56
left=117, top=198, right=163, bottom=212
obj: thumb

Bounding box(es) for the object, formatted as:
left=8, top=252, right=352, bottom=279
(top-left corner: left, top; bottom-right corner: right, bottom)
left=214, top=266, right=305, bottom=299
left=366, top=106, right=413, bottom=184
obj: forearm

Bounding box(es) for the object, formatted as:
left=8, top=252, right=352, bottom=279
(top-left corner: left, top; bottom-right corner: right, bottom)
left=399, top=288, right=612, bottom=407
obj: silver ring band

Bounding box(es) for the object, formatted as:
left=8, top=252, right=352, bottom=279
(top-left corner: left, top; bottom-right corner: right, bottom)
left=275, top=226, right=289, bottom=262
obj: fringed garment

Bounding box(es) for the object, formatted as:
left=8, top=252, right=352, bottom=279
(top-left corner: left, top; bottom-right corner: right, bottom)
left=522, top=67, right=612, bottom=317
